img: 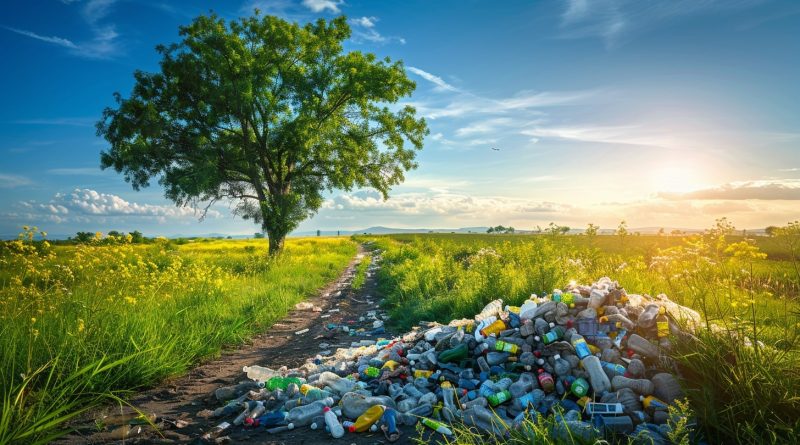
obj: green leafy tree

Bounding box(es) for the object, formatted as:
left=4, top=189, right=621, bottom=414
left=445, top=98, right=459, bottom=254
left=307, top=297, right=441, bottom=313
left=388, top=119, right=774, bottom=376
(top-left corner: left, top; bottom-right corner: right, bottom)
left=97, top=13, right=427, bottom=254
left=128, top=230, right=144, bottom=243
left=74, top=232, right=94, bottom=244
left=585, top=223, right=599, bottom=238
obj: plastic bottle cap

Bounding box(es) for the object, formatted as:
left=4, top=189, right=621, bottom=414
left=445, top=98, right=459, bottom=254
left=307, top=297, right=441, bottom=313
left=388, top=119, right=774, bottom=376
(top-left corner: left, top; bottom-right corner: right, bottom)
left=549, top=322, right=555, bottom=328
left=287, top=423, right=294, bottom=430
left=310, top=422, right=318, bottom=430
left=553, top=354, right=560, bottom=360
left=323, top=406, right=331, bottom=413
left=639, top=395, right=645, bottom=401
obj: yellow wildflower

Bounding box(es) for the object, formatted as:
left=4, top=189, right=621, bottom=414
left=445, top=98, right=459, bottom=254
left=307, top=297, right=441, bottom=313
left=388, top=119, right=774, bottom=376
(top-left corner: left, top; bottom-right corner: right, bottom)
left=77, top=319, right=85, bottom=333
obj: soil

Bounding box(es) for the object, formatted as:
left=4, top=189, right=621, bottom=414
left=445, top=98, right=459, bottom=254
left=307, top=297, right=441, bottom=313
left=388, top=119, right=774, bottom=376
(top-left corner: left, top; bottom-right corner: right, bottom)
left=60, top=244, right=426, bottom=445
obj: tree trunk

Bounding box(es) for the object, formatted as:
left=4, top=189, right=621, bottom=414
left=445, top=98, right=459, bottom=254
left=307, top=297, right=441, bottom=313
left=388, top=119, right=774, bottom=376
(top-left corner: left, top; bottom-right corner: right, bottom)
left=266, top=228, right=285, bottom=256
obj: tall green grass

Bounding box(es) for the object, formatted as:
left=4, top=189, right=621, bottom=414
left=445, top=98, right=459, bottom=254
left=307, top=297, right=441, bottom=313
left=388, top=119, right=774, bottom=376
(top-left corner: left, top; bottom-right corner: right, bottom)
left=0, top=232, right=355, bottom=444
left=363, top=227, right=800, bottom=444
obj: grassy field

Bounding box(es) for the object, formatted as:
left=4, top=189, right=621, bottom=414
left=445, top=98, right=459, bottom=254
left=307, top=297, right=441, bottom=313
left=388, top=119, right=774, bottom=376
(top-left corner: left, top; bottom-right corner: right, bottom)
left=362, top=226, right=800, bottom=444
left=0, top=230, right=355, bottom=444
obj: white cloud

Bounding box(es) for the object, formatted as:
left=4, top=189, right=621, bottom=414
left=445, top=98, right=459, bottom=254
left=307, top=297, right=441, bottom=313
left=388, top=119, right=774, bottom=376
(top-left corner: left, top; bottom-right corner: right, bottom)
left=2, top=27, right=78, bottom=49
left=3, top=0, right=120, bottom=59
left=407, top=67, right=459, bottom=92
left=348, top=16, right=404, bottom=44
left=15, top=189, right=222, bottom=225
left=322, top=190, right=571, bottom=217
left=519, top=124, right=681, bottom=148
left=455, top=118, right=514, bottom=137
left=659, top=179, right=800, bottom=200
left=0, top=174, right=33, bottom=188
left=301, top=0, right=343, bottom=13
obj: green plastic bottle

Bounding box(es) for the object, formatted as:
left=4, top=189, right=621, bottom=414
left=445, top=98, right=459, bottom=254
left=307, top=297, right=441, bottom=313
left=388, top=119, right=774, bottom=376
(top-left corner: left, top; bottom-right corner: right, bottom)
left=542, top=326, right=565, bottom=344
left=487, top=390, right=512, bottom=406
left=570, top=377, right=590, bottom=397
left=437, top=343, right=468, bottom=364
left=266, top=376, right=302, bottom=391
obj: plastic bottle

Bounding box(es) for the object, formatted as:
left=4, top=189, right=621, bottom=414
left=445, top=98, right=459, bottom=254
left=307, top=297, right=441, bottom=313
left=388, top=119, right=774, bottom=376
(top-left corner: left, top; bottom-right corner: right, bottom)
left=441, top=385, right=459, bottom=422
left=286, top=398, right=334, bottom=426
left=542, top=326, right=565, bottom=345
left=626, top=334, right=660, bottom=358
left=612, top=376, right=654, bottom=395
left=570, top=377, right=590, bottom=397
left=322, top=406, right=344, bottom=438
left=520, top=299, right=538, bottom=320
left=317, top=371, right=357, bottom=395
left=486, top=352, right=510, bottom=366
left=581, top=355, right=611, bottom=393
left=382, top=408, right=399, bottom=437
left=421, top=417, right=454, bottom=436
left=571, top=334, right=592, bottom=360
left=347, top=405, right=385, bottom=432
left=212, top=401, right=242, bottom=418
left=537, top=369, right=555, bottom=393
left=266, top=376, right=303, bottom=391
left=214, top=381, right=261, bottom=401
left=242, top=365, right=281, bottom=382
left=480, top=319, right=506, bottom=338
left=600, top=361, right=626, bottom=378
left=245, top=411, right=286, bottom=428
left=552, top=354, right=571, bottom=376
left=495, top=340, right=520, bottom=354
left=656, top=307, right=669, bottom=339
left=437, top=343, right=468, bottom=363
left=202, top=422, right=231, bottom=440
left=533, top=319, right=554, bottom=339
left=625, top=358, right=646, bottom=378
left=487, top=390, right=511, bottom=406
left=475, top=299, right=504, bottom=322
left=638, top=304, right=660, bottom=329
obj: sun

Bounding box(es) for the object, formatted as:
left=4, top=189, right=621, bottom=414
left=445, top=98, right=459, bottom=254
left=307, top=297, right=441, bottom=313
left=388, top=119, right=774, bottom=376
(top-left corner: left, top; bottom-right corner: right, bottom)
left=651, top=166, right=705, bottom=194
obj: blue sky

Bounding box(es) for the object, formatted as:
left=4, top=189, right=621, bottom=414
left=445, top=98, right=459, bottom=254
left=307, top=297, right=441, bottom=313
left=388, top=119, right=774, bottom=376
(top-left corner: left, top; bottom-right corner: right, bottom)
left=1, top=0, right=799, bottom=237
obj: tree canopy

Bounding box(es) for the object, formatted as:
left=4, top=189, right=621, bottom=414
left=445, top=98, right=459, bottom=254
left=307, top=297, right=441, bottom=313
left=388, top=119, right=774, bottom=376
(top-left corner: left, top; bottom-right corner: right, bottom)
left=97, top=12, right=428, bottom=253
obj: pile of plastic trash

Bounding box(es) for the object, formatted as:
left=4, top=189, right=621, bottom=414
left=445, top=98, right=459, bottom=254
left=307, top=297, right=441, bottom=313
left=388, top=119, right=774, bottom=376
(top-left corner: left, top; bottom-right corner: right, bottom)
left=201, top=277, right=697, bottom=444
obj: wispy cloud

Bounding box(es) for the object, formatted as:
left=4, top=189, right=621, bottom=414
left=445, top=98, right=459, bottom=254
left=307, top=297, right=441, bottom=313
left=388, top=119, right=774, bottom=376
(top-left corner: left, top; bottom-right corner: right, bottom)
left=3, top=0, right=121, bottom=59
left=2, top=27, right=78, bottom=49
left=778, top=167, right=799, bottom=172
left=659, top=179, right=800, bottom=200
left=407, top=67, right=459, bottom=92
left=348, top=16, right=405, bottom=45
left=559, top=0, right=766, bottom=49
left=301, top=0, right=343, bottom=14
left=0, top=174, right=33, bottom=188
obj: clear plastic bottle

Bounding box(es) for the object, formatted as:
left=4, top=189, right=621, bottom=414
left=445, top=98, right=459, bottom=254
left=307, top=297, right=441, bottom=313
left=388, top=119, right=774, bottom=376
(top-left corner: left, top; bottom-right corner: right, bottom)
left=286, top=397, right=334, bottom=426
left=581, top=355, right=611, bottom=393
left=611, top=376, right=654, bottom=395
left=322, top=406, right=344, bottom=438
left=242, top=365, right=281, bottom=382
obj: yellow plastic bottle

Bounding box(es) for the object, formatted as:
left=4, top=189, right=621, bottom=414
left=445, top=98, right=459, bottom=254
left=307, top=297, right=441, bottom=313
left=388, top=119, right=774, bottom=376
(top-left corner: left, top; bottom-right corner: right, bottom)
left=347, top=405, right=385, bottom=432
left=656, top=307, right=669, bottom=338
left=480, top=319, right=506, bottom=337
left=382, top=360, right=400, bottom=371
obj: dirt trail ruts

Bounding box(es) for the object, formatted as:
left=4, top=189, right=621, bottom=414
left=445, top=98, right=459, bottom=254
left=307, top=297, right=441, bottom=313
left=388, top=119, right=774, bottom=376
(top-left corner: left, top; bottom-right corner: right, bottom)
left=61, top=243, right=421, bottom=445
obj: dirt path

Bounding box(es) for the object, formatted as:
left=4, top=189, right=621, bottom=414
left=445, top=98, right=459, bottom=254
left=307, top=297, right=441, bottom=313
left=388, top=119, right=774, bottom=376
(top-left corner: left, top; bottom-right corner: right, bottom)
left=62, top=243, right=421, bottom=445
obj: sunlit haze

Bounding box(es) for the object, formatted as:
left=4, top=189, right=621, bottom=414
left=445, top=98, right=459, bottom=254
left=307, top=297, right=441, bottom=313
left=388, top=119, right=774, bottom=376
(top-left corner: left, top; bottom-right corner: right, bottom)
left=1, top=0, right=799, bottom=237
